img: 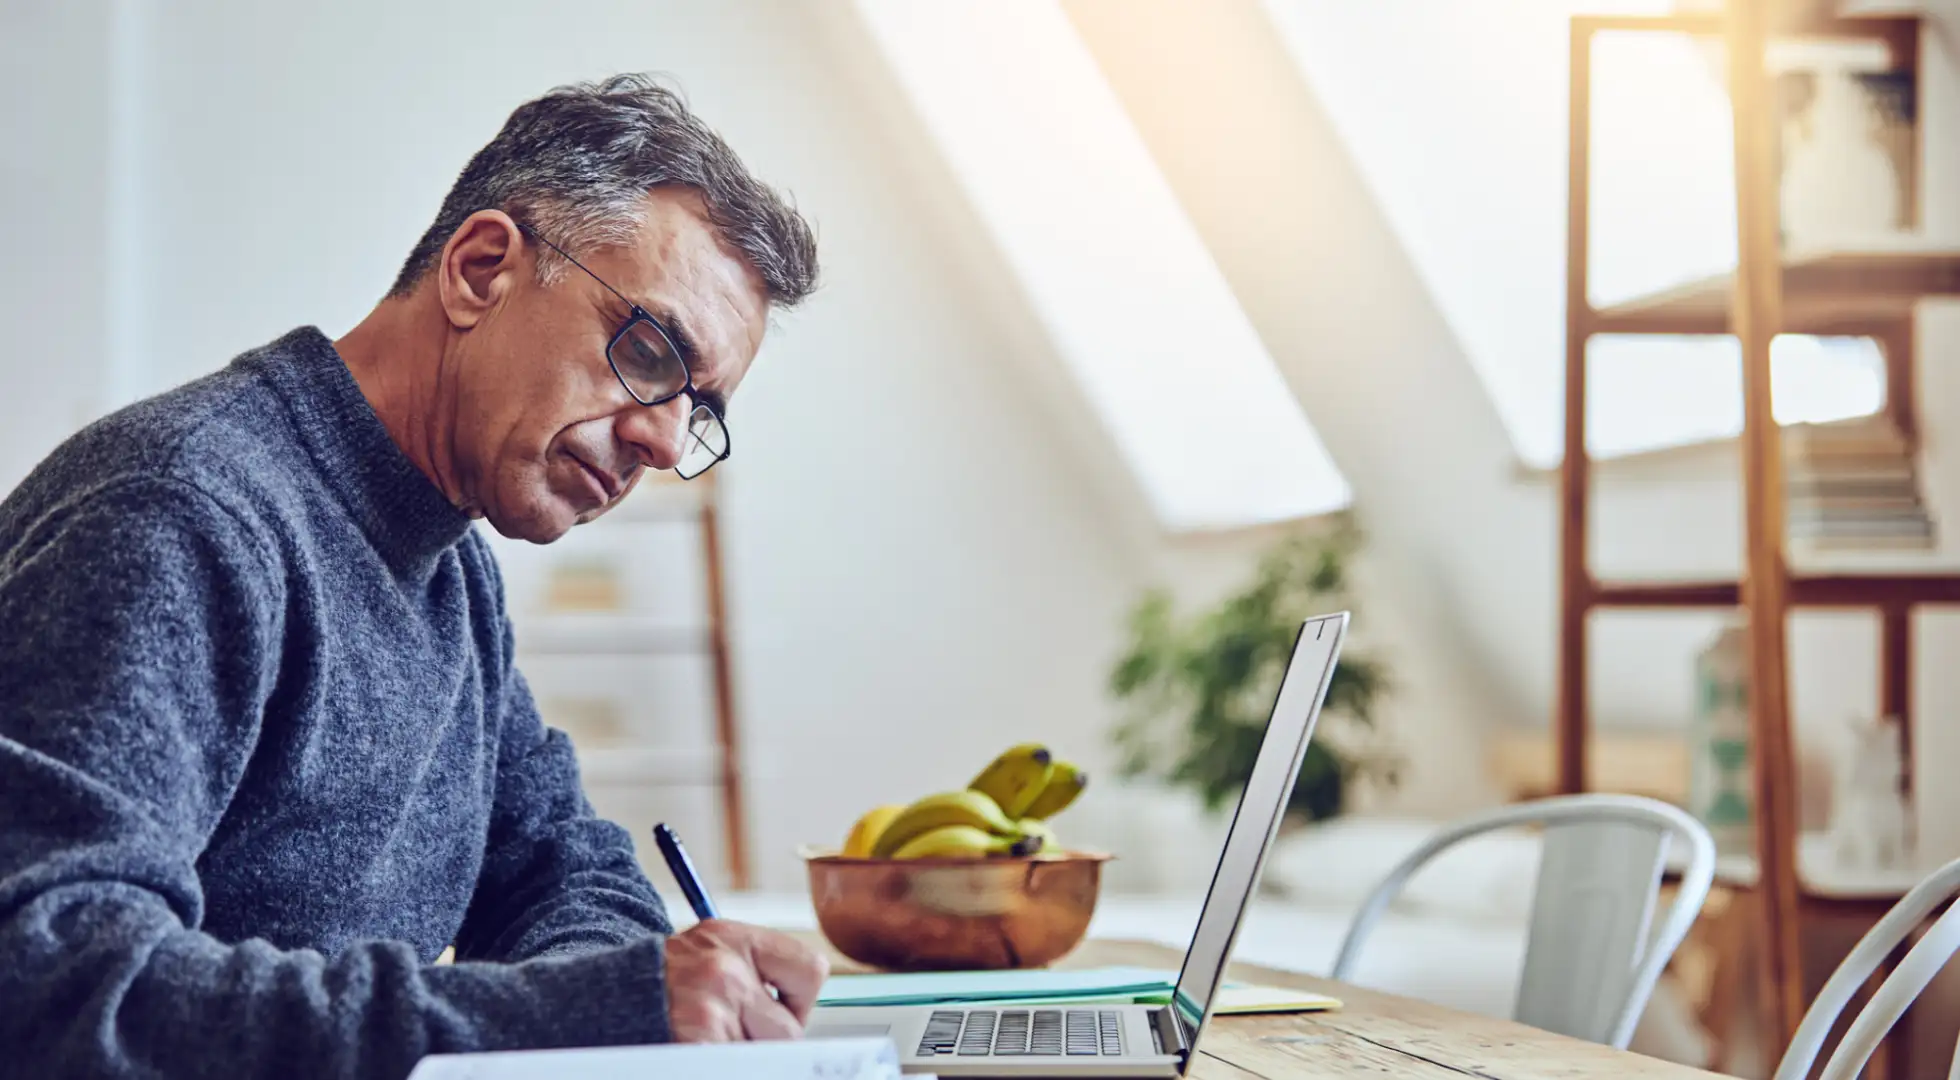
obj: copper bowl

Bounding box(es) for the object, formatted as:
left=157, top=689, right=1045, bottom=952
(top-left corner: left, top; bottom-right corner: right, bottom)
left=803, top=848, right=1112, bottom=971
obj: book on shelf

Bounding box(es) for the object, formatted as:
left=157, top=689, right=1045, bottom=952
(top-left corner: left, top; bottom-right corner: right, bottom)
left=1782, top=414, right=1936, bottom=553
left=1789, top=515, right=1935, bottom=531
left=1787, top=481, right=1920, bottom=501
left=1791, top=533, right=1936, bottom=553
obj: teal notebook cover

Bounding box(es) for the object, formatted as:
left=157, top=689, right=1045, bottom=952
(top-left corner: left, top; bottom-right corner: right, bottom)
left=817, top=966, right=1176, bottom=1007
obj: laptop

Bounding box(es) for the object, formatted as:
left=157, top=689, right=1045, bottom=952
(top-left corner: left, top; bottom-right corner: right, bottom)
left=807, top=612, right=1349, bottom=1078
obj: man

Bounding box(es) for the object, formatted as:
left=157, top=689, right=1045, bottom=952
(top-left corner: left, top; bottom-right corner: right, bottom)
left=0, top=75, right=828, bottom=1078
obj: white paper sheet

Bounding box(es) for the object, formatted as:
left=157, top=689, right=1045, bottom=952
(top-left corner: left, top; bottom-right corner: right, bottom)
left=406, top=1037, right=923, bottom=1080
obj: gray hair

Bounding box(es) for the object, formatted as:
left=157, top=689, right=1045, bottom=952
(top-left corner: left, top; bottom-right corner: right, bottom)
left=390, top=73, right=818, bottom=306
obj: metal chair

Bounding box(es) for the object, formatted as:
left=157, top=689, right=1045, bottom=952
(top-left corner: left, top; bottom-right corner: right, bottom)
left=1330, top=794, right=1717, bottom=1049
left=1773, top=856, right=1960, bottom=1080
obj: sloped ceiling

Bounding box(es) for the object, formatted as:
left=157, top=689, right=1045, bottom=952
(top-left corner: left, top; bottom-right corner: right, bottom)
left=1058, top=0, right=1547, bottom=735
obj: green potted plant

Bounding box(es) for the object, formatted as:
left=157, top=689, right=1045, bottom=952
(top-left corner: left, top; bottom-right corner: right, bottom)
left=1109, top=525, right=1397, bottom=824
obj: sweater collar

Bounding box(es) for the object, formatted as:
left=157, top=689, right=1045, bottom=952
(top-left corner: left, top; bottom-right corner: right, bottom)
left=251, top=326, right=473, bottom=576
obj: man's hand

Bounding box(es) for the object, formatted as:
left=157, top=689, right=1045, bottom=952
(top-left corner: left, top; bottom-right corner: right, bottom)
left=664, top=920, right=830, bottom=1042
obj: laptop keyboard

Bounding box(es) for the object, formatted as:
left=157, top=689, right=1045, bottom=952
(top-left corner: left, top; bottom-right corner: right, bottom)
left=916, top=1009, right=1126, bottom=1057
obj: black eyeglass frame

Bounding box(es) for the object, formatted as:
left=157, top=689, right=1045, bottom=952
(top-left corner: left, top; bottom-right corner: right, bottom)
left=515, top=220, right=730, bottom=480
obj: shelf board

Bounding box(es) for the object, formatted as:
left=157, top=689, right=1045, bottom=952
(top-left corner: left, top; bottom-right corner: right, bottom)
left=1794, top=572, right=1960, bottom=605
left=1591, top=570, right=1960, bottom=609
left=1834, top=1, right=1939, bottom=20
left=515, top=612, right=712, bottom=655
left=1591, top=579, right=1739, bottom=607
left=1704, top=834, right=1930, bottom=903
left=1589, top=249, right=1960, bottom=336
left=575, top=743, right=724, bottom=785
left=1573, top=11, right=1920, bottom=38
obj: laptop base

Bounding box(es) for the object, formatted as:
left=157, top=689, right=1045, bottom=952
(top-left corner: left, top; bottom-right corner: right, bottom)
left=808, top=1004, right=1184, bottom=1078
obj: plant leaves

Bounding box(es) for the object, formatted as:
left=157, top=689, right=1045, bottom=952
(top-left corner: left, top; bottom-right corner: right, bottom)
left=1108, top=524, right=1396, bottom=823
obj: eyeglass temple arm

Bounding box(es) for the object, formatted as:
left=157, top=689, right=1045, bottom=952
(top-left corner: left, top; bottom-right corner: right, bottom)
left=518, top=219, right=724, bottom=439
left=514, top=220, right=637, bottom=312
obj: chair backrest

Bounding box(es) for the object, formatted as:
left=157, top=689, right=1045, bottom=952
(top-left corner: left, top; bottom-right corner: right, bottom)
left=1774, top=857, right=1960, bottom=1080
left=1330, top=794, right=1716, bottom=1049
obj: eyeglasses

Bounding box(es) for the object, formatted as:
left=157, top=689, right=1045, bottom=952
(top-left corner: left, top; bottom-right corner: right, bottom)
left=517, top=222, right=730, bottom=481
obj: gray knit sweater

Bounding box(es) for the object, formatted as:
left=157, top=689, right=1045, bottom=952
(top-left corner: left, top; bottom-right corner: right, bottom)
left=0, top=328, right=674, bottom=1079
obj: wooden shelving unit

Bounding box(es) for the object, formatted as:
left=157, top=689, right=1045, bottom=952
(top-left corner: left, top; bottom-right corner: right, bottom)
left=510, top=471, right=753, bottom=889
left=1556, top=4, right=1954, bottom=1068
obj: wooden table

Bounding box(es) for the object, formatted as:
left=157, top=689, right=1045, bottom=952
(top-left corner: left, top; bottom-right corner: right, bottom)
left=811, top=936, right=1727, bottom=1079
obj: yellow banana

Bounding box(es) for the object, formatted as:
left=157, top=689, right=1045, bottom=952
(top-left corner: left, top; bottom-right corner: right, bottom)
left=891, top=824, right=1041, bottom=859
left=1020, top=760, right=1088, bottom=820
left=968, top=743, right=1054, bottom=818
left=871, top=790, right=1022, bottom=859
left=1017, top=818, right=1060, bottom=855
left=842, top=804, right=906, bottom=858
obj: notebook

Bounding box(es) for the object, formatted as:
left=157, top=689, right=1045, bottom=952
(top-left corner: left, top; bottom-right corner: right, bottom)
left=816, top=967, right=1176, bottom=1008
left=407, top=1037, right=916, bottom=1080
left=1198, top=984, right=1344, bottom=1015
left=818, top=967, right=1340, bottom=1015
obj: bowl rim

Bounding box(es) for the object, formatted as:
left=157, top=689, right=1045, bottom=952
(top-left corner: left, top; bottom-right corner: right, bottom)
left=799, top=845, right=1115, bottom=866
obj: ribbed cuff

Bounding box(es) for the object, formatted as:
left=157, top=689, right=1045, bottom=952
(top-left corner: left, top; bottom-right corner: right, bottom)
left=516, top=935, right=672, bottom=1048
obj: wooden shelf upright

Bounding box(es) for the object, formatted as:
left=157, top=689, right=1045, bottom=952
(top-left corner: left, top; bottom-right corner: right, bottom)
left=1556, top=2, right=1960, bottom=1065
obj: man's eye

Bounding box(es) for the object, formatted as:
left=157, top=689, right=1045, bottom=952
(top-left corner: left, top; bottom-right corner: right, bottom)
left=620, top=333, right=669, bottom=377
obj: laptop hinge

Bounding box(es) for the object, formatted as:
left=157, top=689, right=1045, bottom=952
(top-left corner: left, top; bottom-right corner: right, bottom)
left=1150, top=1007, right=1191, bottom=1061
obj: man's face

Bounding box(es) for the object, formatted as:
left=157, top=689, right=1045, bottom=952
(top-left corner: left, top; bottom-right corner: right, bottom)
left=448, top=190, right=769, bottom=543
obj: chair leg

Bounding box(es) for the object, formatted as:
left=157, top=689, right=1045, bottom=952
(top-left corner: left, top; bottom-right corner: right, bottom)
left=1871, top=934, right=1915, bottom=1080
left=1865, top=952, right=1891, bottom=1080
left=1758, top=893, right=1793, bottom=1080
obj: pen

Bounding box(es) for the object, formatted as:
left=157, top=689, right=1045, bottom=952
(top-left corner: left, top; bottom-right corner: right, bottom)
left=655, top=822, right=787, bottom=1004
left=653, top=822, right=720, bottom=921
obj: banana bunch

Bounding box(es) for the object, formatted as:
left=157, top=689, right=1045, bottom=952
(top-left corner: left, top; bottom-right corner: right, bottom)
left=840, top=743, right=1090, bottom=860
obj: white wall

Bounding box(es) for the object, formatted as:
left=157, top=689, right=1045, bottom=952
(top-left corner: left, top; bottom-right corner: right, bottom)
left=0, top=2, right=116, bottom=490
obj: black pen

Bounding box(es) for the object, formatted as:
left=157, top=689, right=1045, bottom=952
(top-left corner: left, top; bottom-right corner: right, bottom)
left=653, top=822, right=720, bottom=921
left=655, top=823, right=787, bottom=1004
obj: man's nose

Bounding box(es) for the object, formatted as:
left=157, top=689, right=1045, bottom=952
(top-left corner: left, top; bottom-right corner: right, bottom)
left=616, top=396, right=690, bottom=472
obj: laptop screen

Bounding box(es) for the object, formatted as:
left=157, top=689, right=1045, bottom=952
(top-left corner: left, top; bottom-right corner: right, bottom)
left=1168, top=613, right=1347, bottom=1051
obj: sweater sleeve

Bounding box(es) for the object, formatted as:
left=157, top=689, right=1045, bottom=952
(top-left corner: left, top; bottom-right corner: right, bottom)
left=0, top=480, right=670, bottom=1080
left=452, top=540, right=674, bottom=964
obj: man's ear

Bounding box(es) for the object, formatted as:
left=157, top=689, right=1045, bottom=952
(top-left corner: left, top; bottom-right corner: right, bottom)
left=436, top=210, right=525, bottom=330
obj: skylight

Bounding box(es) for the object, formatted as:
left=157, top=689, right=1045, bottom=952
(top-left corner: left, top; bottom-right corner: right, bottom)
left=853, top=0, right=1351, bottom=531
left=1262, top=0, right=1885, bottom=467
left=1588, top=334, right=1886, bottom=457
